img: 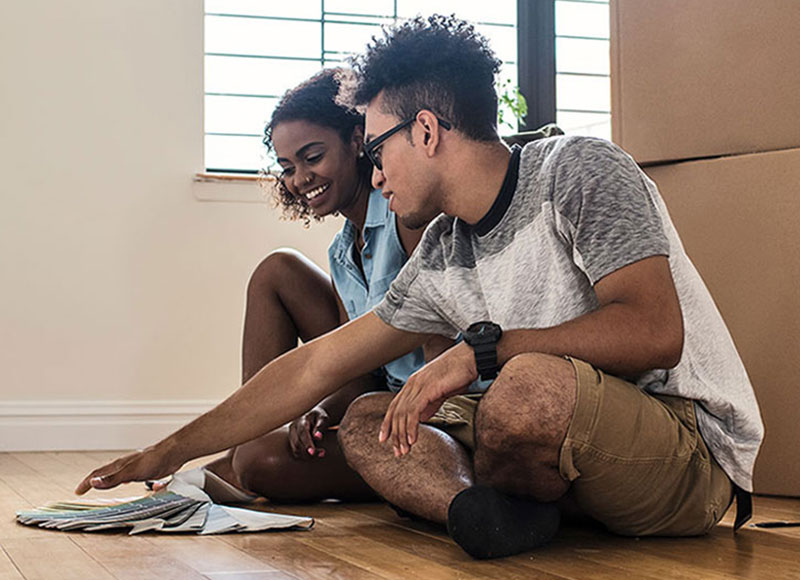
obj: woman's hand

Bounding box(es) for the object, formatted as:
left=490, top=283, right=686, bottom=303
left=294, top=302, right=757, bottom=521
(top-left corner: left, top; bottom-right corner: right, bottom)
left=288, top=407, right=331, bottom=459
left=75, top=443, right=184, bottom=495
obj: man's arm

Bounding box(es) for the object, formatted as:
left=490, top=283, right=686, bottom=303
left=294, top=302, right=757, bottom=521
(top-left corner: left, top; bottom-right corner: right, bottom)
left=76, top=312, right=427, bottom=493
left=497, top=255, right=683, bottom=375
left=379, top=255, right=684, bottom=455
left=286, top=288, right=385, bottom=459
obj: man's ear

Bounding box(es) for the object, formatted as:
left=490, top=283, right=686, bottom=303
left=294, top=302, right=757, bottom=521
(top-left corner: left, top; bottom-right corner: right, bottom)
left=415, top=110, right=442, bottom=157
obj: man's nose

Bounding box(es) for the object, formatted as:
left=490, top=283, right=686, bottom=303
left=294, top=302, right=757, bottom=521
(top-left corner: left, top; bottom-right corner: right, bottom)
left=371, top=166, right=385, bottom=190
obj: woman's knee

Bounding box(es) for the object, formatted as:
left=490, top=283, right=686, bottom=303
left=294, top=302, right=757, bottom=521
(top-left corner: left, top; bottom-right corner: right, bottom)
left=247, top=248, right=309, bottom=297
left=229, top=430, right=294, bottom=492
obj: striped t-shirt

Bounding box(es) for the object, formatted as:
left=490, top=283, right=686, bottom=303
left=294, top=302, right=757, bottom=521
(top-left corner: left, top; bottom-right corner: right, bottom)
left=373, top=136, right=763, bottom=492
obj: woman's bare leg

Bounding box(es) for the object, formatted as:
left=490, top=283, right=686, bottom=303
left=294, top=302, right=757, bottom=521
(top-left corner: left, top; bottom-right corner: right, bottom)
left=241, top=248, right=339, bottom=383
left=204, top=249, right=376, bottom=502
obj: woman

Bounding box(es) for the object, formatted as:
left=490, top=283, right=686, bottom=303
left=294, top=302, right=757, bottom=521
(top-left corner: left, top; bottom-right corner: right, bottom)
left=183, top=68, right=430, bottom=504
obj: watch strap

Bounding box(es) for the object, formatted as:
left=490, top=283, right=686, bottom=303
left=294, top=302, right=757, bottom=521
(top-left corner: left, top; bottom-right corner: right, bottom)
left=472, top=343, right=500, bottom=380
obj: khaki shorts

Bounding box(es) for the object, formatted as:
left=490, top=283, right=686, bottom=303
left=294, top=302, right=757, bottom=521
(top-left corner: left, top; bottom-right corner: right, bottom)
left=426, top=357, right=734, bottom=537
left=426, top=393, right=483, bottom=450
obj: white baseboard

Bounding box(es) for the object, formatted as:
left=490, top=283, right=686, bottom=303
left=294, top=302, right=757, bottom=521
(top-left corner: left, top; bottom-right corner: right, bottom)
left=0, top=400, right=218, bottom=451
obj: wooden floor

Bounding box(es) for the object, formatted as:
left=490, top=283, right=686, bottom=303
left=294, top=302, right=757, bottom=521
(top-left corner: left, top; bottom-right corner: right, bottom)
left=1, top=452, right=799, bottom=580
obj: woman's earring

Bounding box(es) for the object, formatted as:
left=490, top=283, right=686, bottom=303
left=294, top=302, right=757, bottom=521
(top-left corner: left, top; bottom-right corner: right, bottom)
left=358, top=150, right=365, bottom=158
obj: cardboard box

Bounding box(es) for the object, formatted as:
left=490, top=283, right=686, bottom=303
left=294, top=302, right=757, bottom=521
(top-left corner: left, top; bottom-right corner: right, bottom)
left=644, top=148, right=800, bottom=496
left=612, top=0, right=800, bottom=165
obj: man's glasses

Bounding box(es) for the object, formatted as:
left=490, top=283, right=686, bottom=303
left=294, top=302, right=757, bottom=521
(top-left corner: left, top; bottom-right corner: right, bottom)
left=364, top=113, right=451, bottom=171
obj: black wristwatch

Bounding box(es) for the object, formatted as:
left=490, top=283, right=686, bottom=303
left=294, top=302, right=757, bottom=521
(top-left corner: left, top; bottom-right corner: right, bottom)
left=464, top=321, right=503, bottom=381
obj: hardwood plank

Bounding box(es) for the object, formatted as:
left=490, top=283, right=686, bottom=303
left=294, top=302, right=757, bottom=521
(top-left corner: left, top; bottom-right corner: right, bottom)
left=0, top=548, right=24, bottom=580
left=3, top=452, right=800, bottom=580
left=2, top=537, right=115, bottom=580
left=220, top=534, right=384, bottom=580
left=140, top=535, right=282, bottom=576
left=750, top=495, right=800, bottom=538
left=341, top=523, right=654, bottom=580
left=301, top=534, right=490, bottom=580
left=0, top=454, right=92, bottom=507
left=6, top=451, right=154, bottom=511
left=204, top=573, right=298, bottom=580
left=321, top=509, right=668, bottom=580
left=0, top=478, right=41, bottom=540
left=350, top=501, right=800, bottom=580
left=11, top=453, right=90, bottom=497
left=70, top=533, right=207, bottom=580
left=538, top=532, right=738, bottom=580
left=545, top=525, right=800, bottom=580
left=280, top=503, right=577, bottom=580
left=0, top=454, right=39, bottom=479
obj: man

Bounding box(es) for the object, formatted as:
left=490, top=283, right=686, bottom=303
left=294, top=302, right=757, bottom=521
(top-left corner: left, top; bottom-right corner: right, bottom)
left=78, top=15, right=762, bottom=560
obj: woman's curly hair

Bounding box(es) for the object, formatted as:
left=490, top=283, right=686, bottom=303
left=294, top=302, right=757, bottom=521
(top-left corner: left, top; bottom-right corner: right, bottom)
left=262, top=68, right=372, bottom=226
left=342, top=14, right=502, bottom=142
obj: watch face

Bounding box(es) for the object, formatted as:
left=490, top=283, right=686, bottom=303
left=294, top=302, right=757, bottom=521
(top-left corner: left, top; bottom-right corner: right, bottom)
left=466, top=321, right=502, bottom=346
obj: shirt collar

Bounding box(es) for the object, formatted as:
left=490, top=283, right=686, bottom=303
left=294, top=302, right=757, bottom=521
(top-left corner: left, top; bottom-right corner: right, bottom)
left=363, top=188, right=389, bottom=229
left=337, top=188, right=388, bottom=260
left=473, top=144, right=522, bottom=237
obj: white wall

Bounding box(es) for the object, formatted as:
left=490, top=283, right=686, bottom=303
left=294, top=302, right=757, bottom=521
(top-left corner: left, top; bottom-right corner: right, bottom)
left=0, top=1, right=342, bottom=450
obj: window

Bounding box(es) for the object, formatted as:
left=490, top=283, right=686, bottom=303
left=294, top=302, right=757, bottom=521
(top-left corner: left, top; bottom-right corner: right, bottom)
left=555, top=0, right=610, bottom=138
left=204, top=0, right=609, bottom=173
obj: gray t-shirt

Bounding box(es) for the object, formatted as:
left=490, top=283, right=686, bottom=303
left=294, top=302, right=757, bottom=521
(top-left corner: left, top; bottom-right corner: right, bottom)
left=373, top=135, right=763, bottom=492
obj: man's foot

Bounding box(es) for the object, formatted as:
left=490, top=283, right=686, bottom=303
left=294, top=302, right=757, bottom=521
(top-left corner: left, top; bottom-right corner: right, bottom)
left=446, top=486, right=560, bottom=559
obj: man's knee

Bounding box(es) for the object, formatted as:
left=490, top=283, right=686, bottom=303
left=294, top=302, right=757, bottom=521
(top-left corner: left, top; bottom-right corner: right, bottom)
left=475, top=353, right=576, bottom=456
left=338, top=392, right=393, bottom=467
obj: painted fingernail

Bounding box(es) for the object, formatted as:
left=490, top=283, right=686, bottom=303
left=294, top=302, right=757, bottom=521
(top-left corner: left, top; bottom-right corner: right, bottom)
left=318, top=449, right=326, bottom=458
left=307, top=447, right=315, bottom=455
left=314, top=431, right=323, bottom=440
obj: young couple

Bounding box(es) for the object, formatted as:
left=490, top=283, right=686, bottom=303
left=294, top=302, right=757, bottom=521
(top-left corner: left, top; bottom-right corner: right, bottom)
left=78, top=15, right=762, bottom=560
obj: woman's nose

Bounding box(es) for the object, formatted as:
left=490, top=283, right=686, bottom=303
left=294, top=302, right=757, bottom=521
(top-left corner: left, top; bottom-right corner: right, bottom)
left=294, top=169, right=314, bottom=191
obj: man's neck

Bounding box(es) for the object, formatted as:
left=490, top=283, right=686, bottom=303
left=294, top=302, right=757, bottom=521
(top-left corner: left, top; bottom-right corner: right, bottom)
left=439, top=140, right=512, bottom=225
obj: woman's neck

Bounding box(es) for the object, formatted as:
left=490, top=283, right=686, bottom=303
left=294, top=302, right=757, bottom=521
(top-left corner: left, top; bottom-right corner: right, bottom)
left=339, top=175, right=372, bottom=234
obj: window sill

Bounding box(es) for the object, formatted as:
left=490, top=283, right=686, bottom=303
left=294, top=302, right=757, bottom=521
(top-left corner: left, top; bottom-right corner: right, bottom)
left=192, top=172, right=276, bottom=203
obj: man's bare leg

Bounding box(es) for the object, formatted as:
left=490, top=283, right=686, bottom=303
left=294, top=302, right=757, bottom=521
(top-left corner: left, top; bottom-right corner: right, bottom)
left=201, top=249, right=375, bottom=502
left=339, top=353, right=573, bottom=558
left=473, top=352, right=577, bottom=500
left=338, top=392, right=473, bottom=524
left=432, top=352, right=573, bottom=558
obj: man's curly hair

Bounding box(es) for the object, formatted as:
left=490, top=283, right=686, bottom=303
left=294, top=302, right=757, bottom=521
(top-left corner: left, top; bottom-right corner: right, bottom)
left=262, top=68, right=372, bottom=225
left=342, top=14, right=502, bottom=142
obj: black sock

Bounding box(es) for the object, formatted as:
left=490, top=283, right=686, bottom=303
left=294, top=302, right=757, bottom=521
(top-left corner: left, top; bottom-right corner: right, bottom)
left=447, top=486, right=560, bottom=559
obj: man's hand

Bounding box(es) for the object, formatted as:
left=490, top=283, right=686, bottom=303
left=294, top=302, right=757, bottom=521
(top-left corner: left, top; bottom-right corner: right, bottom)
left=288, top=407, right=331, bottom=459
left=379, top=341, right=477, bottom=456
left=74, top=443, right=183, bottom=495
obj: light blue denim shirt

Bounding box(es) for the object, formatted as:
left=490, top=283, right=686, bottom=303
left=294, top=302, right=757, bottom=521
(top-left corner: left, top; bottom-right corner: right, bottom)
left=328, top=188, right=425, bottom=392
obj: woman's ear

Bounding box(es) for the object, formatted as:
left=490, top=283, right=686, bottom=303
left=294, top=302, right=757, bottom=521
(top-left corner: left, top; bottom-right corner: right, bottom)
left=350, top=125, right=365, bottom=155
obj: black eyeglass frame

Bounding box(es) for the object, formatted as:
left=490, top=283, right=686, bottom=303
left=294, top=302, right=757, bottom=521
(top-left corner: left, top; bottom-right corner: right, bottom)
left=364, top=112, right=452, bottom=171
